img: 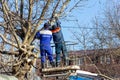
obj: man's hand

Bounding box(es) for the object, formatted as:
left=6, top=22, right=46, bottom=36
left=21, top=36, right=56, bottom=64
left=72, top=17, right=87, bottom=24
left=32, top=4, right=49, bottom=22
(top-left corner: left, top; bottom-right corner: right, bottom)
left=55, top=16, right=58, bottom=21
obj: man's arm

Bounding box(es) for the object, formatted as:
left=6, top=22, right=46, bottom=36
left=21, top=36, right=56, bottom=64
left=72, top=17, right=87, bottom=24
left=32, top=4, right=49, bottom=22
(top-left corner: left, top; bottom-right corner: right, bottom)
left=55, top=17, right=61, bottom=28
left=31, top=31, right=40, bottom=45
left=34, top=31, right=40, bottom=39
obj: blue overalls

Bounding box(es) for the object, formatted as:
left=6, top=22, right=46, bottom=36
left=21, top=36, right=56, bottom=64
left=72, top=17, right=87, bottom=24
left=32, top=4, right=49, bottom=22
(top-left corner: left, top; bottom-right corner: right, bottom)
left=35, top=29, right=54, bottom=64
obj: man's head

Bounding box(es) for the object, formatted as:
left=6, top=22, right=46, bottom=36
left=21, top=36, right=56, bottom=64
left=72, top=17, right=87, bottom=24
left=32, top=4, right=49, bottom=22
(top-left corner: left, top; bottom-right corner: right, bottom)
left=44, top=23, right=51, bottom=29
left=52, top=25, right=57, bottom=29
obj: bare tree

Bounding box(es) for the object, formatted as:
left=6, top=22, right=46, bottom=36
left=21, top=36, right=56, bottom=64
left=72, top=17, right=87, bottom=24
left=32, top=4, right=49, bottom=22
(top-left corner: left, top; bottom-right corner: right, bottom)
left=70, top=0, right=120, bottom=79
left=90, top=0, right=120, bottom=78
left=92, top=0, right=120, bottom=50
left=0, top=0, right=86, bottom=80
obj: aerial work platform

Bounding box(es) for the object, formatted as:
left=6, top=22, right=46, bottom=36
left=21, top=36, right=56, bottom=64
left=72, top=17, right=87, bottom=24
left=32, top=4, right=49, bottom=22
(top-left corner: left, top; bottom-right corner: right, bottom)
left=41, top=65, right=80, bottom=79
left=40, top=65, right=105, bottom=80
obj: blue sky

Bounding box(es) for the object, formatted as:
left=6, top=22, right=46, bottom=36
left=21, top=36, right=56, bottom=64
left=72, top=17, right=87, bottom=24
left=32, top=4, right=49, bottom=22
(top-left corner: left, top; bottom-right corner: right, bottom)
left=60, top=0, right=106, bottom=49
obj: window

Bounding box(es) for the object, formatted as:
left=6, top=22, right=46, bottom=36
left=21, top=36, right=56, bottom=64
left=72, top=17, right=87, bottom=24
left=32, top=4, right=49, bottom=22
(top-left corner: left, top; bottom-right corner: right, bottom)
left=92, top=56, right=99, bottom=64
left=106, top=55, right=111, bottom=64
left=78, top=57, right=84, bottom=65
left=69, top=59, right=74, bottom=65
left=116, top=56, right=120, bottom=64
left=95, top=56, right=99, bottom=63
left=72, top=59, right=76, bottom=65
left=100, top=56, right=105, bottom=64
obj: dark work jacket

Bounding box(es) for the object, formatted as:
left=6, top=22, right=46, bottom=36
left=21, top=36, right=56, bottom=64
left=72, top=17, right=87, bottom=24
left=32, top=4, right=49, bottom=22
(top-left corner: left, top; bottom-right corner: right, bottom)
left=50, top=20, right=64, bottom=44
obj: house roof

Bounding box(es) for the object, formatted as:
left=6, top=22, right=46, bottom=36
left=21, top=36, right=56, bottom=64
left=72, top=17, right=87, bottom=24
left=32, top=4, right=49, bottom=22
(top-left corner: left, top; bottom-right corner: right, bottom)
left=68, top=47, right=120, bottom=56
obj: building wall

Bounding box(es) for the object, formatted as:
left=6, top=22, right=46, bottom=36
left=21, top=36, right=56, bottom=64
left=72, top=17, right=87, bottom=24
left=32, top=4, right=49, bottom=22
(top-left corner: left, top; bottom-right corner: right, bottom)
left=68, top=50, right=120, bottom=79
left=36, top=49, right=120, bottom=79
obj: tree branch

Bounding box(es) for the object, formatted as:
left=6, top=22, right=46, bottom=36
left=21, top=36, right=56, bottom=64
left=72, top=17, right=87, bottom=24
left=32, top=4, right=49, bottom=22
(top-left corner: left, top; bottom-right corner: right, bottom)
left=28, top=0, right=33, bottom=21
left=15, top=0, right=18, bottom=13
left=20, top=0, right=24, bottom=19
left=0, top=33, right=18, bottom=48
left=57, top=0, right=70, bottom=17
left=2, top=1, right=21, bottom=48
left=28, top=0, right=51, bottom=44
left=0, top=50, right=19, bottom=55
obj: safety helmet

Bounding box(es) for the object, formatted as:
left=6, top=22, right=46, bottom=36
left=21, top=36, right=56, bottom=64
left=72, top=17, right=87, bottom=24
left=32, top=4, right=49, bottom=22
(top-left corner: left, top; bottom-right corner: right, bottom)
left=44, top=23, right=51, bottom=29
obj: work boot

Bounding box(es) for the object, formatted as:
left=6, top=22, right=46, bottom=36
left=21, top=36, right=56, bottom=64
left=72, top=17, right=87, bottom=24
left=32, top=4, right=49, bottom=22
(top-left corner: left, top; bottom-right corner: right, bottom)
left=56, top=62, right=60, bottom=67
left=40, top=63, right=45, bottom=72
left=64, top=61, right=67, bottom=66
left=41, top=63, right=45, bottom=69
left=63, top=57, right=69, bottom=66
left=50, top=61, right=55, bottom=67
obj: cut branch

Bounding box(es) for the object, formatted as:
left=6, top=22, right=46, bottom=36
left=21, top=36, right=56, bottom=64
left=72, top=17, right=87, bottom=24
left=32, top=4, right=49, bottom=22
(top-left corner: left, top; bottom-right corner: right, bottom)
left=0, top=50, right=19, bottom=55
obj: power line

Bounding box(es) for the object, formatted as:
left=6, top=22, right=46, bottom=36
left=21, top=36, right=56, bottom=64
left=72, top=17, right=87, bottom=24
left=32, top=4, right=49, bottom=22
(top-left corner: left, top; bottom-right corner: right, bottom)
left=62, top=26, right=119, bottom=30
left=62, top=26, right=95, bottom=29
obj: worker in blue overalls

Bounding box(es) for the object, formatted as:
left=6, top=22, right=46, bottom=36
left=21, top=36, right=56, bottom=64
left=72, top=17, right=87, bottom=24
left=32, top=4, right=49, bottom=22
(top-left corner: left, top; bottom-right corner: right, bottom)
left=50, top=17, right=68, bottom=67
left=35, top=23, right=55, bottom=68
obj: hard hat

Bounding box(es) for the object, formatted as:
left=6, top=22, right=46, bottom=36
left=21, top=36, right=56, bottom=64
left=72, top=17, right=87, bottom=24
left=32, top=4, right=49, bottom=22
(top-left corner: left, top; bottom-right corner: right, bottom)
left=44, top=23, right=51, bottom=29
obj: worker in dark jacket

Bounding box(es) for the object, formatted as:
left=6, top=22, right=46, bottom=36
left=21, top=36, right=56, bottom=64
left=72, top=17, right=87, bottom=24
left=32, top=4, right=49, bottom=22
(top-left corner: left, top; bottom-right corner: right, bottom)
left=35, top=23, right=55, bottom=68
left=50, top=17, right=68, bottom=67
